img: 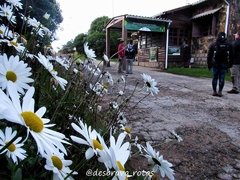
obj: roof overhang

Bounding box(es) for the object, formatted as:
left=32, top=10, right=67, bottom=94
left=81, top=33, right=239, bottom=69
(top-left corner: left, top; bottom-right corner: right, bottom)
left=192, top=6, right=222, bottom=19
left=105, top=14, right=172, bottom=32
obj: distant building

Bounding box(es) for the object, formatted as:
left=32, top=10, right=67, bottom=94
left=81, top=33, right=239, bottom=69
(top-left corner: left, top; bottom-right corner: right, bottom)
left=105, top=0, right=240, bottom=69
left=154, top=0, right=240, bottom=67
left=105, top=14, right=172, bottom=69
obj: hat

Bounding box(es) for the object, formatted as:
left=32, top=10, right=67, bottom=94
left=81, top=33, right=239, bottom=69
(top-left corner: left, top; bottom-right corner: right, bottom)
left=118, top=38, right=124, bottom=42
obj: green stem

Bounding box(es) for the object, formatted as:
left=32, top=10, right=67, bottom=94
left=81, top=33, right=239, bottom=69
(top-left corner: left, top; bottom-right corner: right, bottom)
left=51, top=82, right=72, bottom=121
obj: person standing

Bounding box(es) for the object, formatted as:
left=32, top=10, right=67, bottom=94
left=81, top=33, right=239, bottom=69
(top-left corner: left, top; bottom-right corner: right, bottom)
left=117, top=39, right=125, bottom=73
left=125, top=39, right=135, bottom=74
left=182, top=40, right=191, bottom=68
left=207, top=32, right=232, bottom=97
left=227, top=31, right=240, bottom=94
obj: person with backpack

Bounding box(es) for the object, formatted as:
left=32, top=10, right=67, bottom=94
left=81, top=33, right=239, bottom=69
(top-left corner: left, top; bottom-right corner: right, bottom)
left=227, top=31, right=240, bottom=94
left=125, top=39, right=136, bottom=74
left=207, top=32, right=233, bottom=97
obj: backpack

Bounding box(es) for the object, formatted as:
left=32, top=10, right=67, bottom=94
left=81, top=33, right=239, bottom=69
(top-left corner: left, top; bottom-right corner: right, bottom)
left=125, top=44, right=135, bottom=59
left=126, top=44, right=134, bottom=53
left=213, top=42, right=229, bottom=64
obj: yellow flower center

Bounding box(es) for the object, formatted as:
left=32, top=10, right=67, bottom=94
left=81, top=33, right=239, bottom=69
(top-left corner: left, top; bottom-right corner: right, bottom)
left=151, top=173, right=157, bottom=180
left=21, top=111, right=44, bottom=132
left=103, top=83, right=108, bottom=89
left=116, top=161, right=125, bottom=171
left=93, top=139, right=103, bottom=150
left=0, top=29, right=3, bottom=34
left=5, top=141, right=16, bottom=152
left=51, top=156, right=63, bottom=170
left=6, top=71, right=17, bottom=82
left=125, top=127, right=131, bottom=134
left=10, top=40, right=18, bottom=47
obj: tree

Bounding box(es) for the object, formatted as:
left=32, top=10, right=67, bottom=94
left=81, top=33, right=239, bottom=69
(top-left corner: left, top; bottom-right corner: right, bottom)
left=20, top=0, right=63, bottom=32
left=73, top=33, right=87, bottom=54
left=87, top=16, right=120, bottom=59
left=88, top=16, right=109, bottom=34
left=86, top=16, right=109, bottom=57
left=61, top=40, right=75, bottom=54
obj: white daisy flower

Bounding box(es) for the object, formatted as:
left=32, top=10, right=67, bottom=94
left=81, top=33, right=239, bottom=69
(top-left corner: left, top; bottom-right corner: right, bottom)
left=0, top=24, right=13, bottom=38
left=90, top=82, right=108, bottom=97
left=117, top=112, right=127, bottom=125
left=143, top=142, right=174, bottom=180
left=43, top=12, right=50, bottom=20
left=42, top=26, right=52, bottom=37
left=73, top=68, right=78, bottom=74
left=84, top=42, right=96, bottom=61
left=0, top=83, right=70, bottom=156
left=26, top=53, right=34, bottom=59
left=118, top=90, right=124, bottom=96
left=97, top=105, right=102, bottom=112
left=87, top=65, right=101, bottom=76
left=6, top=38, right=25, bottom=53
left=0, top=54, right=33, bottom=94
left=110, top=101, right=119, bottom=110
left=35, top=53, right=68, bottom=90
left=44, top=151, right=77, bottom=180
left=36, top=28, right=44, bottom=37
left=103, top=133, right=131, bottom=180
left=103, top=71, right=113, bottom=86
left=70, top=120, right=105, bottom=160
left=0, top=127, right=27, bottom=164
left=27, top=17, right=41, bottom=28
left=0, top=4, right=16, bottom=24
left=117, top=75, right=125, bottom=83
left=120, top=124, right=131, bottom=139
left=6, top=0, right=23, bottom=10
left=141, top=73, right=159, bottom=95
left=55, top=56, right=70, bottom=70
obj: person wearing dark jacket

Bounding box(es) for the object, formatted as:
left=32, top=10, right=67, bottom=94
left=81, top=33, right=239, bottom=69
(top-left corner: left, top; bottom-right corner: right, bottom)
left=227, top=31, right=240, bottom=94
left=182, top=40, right=191, bottom=68
left=207, top=32, right=233, bottom=97
left=125, top=39, right=135, bottom=74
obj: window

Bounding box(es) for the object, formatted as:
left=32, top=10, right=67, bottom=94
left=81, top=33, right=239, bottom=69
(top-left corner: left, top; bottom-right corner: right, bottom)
left=169, top=28, right=189, bottom=46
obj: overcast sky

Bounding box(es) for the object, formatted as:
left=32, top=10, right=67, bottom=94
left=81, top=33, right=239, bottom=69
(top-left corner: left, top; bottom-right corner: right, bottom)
left=52, top=0, right=199, bottom=50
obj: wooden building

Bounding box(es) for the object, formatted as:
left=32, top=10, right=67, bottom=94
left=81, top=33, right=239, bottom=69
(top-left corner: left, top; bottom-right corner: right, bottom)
left=105, top=14, right=171, bottom=69
left=106, top=0, right=239, bottom=69
left=154, top=0, right=239, bottom=67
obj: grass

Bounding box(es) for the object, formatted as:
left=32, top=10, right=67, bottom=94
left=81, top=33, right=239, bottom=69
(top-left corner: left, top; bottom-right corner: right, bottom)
left=166, top=67, right=231, bottom=81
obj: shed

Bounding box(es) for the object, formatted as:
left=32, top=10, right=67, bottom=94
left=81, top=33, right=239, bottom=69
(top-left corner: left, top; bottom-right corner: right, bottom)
left=105, top=14, right=171, bottom=69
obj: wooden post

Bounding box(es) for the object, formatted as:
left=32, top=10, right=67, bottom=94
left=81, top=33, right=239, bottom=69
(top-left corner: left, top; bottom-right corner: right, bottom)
left=105, top=27, right=110, bottom=67
left=122, top=16, right=127, bottom=71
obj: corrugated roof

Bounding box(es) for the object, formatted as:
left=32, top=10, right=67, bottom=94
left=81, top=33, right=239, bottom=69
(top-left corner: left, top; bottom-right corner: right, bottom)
left=153, top=0, right=208, bottom=17
left=125, top=14, right=172, bottom=23
left=192, top=7, right=222, bottom=19
left=105, top=14, right=172, bottom=29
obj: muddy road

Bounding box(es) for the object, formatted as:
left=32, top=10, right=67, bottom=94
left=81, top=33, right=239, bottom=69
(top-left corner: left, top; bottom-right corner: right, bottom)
left=106, top=63, right=240, bottom=179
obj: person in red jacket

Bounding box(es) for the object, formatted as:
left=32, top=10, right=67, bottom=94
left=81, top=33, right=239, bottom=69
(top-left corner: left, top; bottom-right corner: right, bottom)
left=118, top=39, right=125, bottom=73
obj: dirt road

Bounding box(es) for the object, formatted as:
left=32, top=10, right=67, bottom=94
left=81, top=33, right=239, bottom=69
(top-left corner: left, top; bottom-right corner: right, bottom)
left=106, top=63, right=240, bottom=179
